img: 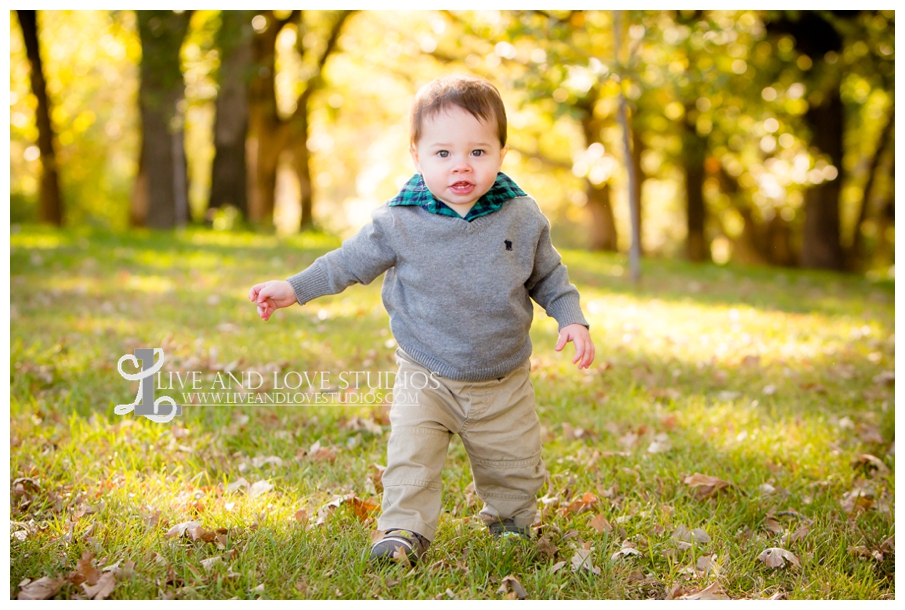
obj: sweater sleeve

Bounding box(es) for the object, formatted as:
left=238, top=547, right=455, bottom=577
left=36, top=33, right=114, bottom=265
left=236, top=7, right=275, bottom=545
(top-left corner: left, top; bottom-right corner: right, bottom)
left=286, top=205, right=397, bottom=305
left=525, top=208, right=589, bottom=330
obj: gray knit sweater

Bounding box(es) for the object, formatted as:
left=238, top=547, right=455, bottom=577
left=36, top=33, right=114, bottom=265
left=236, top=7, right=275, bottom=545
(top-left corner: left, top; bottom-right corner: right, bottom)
left=286, top=196, right=588, bottom=381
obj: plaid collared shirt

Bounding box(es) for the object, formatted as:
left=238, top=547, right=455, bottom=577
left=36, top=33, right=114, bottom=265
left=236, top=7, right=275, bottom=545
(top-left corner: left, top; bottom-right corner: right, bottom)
left=388, top=172, right=527, bottom=222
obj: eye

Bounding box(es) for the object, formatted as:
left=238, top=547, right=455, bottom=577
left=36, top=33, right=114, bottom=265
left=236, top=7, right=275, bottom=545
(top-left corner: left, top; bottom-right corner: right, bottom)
left=437, top=150, right=449, bottom=158
left=472, top=149, right=485, bottom=157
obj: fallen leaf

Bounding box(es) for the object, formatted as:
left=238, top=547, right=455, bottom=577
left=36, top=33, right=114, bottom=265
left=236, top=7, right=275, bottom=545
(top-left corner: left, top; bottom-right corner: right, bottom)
left=82, top=571, right=116, bottom=600
left=854, top=422, right=884, bottom=445
left=572, top=547, right=601, bottom=574
left=369, top=463, right=386, bottom=494
left=551, top=560, right=567, bottom=574
left=348, top=496, right=379, bottom=521
left=68, top=551, right=100, bottom=586
left=300, top=440, right=339, bottom=463
left=695, top=554, right=718, bottom=577
left=683, top=473, right=732, bottom=498
left=618, top=431, right=639, bottom=450
left=758, top=547, right=800, bottom=569
left=497, top=575, right=528, bottom=600
left=537, top=535, right=559, bottom=559
left=589, top=513, right=613, bottom=533
left=647, top=433, right=672, bottom=453
left=249, top=480, right=274, bottom=498
left=611, top=540, right=642, bottom=562
left=18, top=577, right=65, bottom=600
left=764, top=516, right=784, bottom=535
left=186, top=525, right=217, bottom=543
left=251, top=455, right=284, bottom=468
left=852, top=454, right=890, bottom=475
left=165, top=521, right=202, bottom=538
left=562, top=492, right=599, bottom=515
left=201, top=556, right=222, bottom=571
left=678, top=581, right=729, bottom=600
left=841, top=486, right=874, bottom=514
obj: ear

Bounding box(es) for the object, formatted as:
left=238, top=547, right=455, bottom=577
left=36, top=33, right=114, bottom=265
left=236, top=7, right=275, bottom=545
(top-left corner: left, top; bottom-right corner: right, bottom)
left=410, top=146, right=421, bottom=173
left=500, top=145, right=509, bottom=164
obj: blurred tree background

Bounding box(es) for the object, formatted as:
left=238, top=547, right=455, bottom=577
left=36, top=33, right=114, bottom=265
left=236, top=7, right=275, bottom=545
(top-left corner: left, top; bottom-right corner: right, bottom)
left=9, top=9, right=895, bottom=274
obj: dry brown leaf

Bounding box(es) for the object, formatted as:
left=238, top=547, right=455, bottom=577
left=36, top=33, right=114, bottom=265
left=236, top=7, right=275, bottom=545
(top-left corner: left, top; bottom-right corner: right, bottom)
left=68, top=551, right=100, bottom=586
left=678, top=581, right=730, bottom=600
left=537, top=535, right=559, bottom=560
left=588, top=513, right=613, bottom=533
left=497, top=575, right=528, bottom=600
left=369, top=463, right=386, bottom=494
left=683, top=473, right=732, bottom=498
left=841, top=487, right=874, bottom=514
left=165, top=520, right=202, bottom=538
left=852, top=454, right=890, bottom=475
left=764, top=516, right=784, bottom=535
left=572, top=547, right=601, bottom=574
left=562, top=492, right=599, bottom=515
left=551, top=560, right=567, bottom=574
left=187, top=525, right=217, bottom=543
left=294, top=508, right=309, bottom=523
left=758, top=547, right=800, bottom=569
left=348, top=496, right=379, bottom=521
left=18, top=577, right=65, bottom=600
left=82, top=571, right=116, bottom=600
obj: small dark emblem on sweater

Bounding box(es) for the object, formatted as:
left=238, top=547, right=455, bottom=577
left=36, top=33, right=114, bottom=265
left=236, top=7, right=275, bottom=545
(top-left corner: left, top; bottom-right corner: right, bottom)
left=504, top=239, right=513, bottom=251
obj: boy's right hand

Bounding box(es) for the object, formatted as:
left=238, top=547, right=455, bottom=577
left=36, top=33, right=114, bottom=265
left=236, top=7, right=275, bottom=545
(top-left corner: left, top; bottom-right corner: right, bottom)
left=248, top=280, right=298, bottom=321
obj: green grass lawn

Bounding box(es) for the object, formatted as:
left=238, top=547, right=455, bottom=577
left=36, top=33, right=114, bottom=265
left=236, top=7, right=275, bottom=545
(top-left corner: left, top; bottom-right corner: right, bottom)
left=9, top=224, right=895, bottom=599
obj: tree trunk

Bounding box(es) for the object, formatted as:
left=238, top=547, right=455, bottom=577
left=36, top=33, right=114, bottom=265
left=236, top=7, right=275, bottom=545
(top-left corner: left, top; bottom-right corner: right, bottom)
left=17, top=10, right=63, bottom=226
left=630, top=126, right=645, bottom=255
left=800, top=88, right=845, bottom=270
left=248, top=11, right=286, bottom=225
left=135, top=10, right=192, bottom=229
left=682, top=107, right=708, bottom=262
left=291, top=111, right=314, bottom=231
left=209, top=10, right=254, bottom=220
left=848, top=108, right=893, bottom=269
left=585, top=182, right=618, bottom=251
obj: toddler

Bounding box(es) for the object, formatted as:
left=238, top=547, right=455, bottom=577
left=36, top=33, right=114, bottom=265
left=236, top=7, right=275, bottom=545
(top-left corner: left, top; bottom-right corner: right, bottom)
left=249, top=75, right=594, bottom=564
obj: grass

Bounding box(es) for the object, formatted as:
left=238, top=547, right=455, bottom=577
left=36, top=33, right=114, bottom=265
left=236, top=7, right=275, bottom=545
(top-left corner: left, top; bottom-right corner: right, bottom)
left=9, top=224, right=895, bottom=600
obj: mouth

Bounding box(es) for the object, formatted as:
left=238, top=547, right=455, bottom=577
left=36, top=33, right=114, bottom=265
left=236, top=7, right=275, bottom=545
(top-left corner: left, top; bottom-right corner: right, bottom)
left=449, top=181, right=475, bottom=195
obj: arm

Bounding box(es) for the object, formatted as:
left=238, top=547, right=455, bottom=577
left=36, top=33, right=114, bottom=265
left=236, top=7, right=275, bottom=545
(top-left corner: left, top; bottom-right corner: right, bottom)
left=249, top=206, right=397, bottom=321
left=526, top=209, right=595, bottom=369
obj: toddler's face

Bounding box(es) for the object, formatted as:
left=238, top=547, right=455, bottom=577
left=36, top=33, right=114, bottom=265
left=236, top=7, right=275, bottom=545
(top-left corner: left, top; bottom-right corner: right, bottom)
left=411, top=106, right=508, bottom=213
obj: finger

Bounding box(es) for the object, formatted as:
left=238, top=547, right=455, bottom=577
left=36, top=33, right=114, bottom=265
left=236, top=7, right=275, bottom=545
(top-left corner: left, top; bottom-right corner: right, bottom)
left=583, top=342, right=596, bottom=368
left=572, top=337, right=584, bottom=367
left=249, top=283, right=266, bottom=302
left=555, top=331, right=568, bottom=352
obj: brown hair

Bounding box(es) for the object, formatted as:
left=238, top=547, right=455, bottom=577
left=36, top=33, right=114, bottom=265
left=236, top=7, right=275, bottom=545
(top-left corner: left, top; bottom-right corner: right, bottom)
left=410, top=75, right=508, bottom=147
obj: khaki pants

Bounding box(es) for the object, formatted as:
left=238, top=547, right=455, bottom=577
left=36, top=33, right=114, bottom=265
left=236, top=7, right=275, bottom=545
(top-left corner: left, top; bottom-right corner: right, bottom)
left=377, top=349, right=546, bottom=541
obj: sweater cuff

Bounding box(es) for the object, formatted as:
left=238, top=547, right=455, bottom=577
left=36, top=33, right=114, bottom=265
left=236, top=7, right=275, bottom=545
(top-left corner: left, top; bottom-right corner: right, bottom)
left=286, top=263, right=332, bottom=306
left=547, top=295, right=589, bottom=331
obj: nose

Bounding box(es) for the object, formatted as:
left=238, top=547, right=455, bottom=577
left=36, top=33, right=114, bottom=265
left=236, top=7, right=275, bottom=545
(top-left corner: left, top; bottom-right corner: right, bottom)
left=452, top=156, right=472, bottom=173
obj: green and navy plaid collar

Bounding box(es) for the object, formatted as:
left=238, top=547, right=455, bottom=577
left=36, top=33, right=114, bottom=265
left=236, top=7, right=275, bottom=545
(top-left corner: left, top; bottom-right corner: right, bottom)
left=388, top=172, right=527, bottom=222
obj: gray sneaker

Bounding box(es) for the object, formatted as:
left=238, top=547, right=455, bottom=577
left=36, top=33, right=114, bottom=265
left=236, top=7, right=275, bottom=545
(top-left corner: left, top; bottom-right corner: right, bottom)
left=369, top=529, right=429, bottom=564
left=488, top=518, right=530, bottom=540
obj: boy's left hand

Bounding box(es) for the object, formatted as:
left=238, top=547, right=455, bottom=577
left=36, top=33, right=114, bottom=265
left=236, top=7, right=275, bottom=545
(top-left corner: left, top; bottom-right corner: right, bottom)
left=556, top=323, right=595, bottom=370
